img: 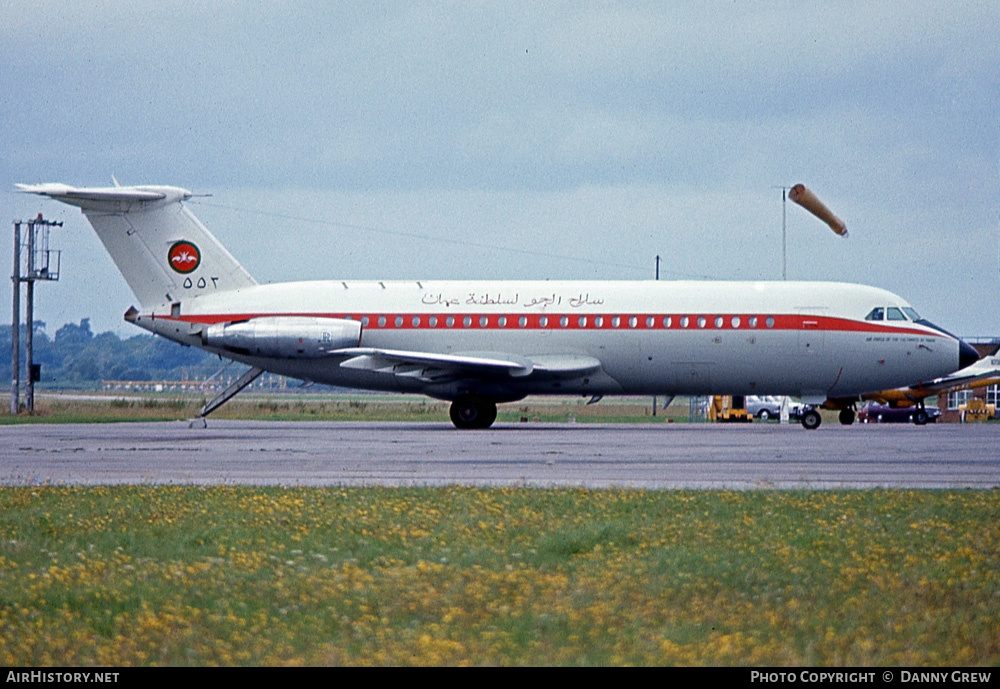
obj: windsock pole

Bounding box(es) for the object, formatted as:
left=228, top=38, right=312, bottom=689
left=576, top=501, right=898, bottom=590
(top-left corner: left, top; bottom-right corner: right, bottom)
left=782, top=187, right=787, bottom=280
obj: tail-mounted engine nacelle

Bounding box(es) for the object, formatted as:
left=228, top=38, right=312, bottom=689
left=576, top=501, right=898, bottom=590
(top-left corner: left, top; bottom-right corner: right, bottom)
left=202, top=316, right=361, bottom=359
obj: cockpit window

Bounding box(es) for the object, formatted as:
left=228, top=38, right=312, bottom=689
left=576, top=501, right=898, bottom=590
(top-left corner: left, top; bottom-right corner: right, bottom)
left=886, top=307, right=906, bottom=321
left=865, top=307, right=885, bottom=321
left=903, top=307, right=921, bottom=321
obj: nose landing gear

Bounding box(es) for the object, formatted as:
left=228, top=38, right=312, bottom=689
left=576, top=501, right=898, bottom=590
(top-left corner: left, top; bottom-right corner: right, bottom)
left=800, top=407, right=822, bottom=430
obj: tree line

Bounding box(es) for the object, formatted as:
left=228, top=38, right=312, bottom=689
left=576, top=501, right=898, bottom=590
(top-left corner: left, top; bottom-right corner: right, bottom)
left=2, top=319, right=217, bottom=386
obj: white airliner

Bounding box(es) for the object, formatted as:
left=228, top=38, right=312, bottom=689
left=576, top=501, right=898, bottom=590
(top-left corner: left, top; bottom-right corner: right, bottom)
left=17, top=182, right=979, bottom=429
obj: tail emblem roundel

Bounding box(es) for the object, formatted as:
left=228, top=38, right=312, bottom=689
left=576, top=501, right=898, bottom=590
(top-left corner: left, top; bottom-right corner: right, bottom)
left=168, top=240, right=201, bottom=274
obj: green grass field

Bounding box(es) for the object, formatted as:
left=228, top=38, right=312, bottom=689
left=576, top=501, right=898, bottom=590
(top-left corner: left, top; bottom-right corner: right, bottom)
left=3, top=393, right=702, bottom=425
left=1, top=486, right=997, bottom=666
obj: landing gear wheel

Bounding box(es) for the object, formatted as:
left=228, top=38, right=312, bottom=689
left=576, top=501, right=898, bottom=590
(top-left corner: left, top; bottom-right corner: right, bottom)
left=449, top=397, right=498, bottom=429
left=801, top=409, right=822, bottom=430
left=838, top=408, right=856, bottom=426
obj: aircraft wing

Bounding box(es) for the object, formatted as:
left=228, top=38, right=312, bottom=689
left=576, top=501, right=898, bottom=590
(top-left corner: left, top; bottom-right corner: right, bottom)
left=910, top=372, right=1000, bottom=395
left=908, top=355, right=1000, bottom=393
left=858, top=356, right=1000, bottom=406
left=331, top=347, right=601, bottom=384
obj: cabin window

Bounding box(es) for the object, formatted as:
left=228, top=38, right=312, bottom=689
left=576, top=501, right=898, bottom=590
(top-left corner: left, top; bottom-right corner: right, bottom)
left=748, top=316, right=758, bottom=328
left=578, top=315, right=587, bottom=327
left=539, top=315, right=548, bottom=327
left=560, top=316, right=569, bottom=328
left=378, top=316, right=387, bottom=327
left=903, top=307, right=921, bottom=321
left=714, top=316, right=724, bottom=328
left=765, top=316, right=775, bottom=328
left=731, top=316, right=741, bottom=328
left=480, top=315, right=489, bottom=327
left=611, top=316, right=621, bottom=328
left=663, top=316, right=672, bottom=328
left=498, top=316, right=507, bottom=327
left=865, top=307, right=885, bottom=321
left=361, top=316, right=370, bottom=327
left=628, top=316, right=638, bottom=328
left=886, top=307, right=906, bottom=321
left=519, top=316, right=527, bottom=327
left=463, top=316, right=472, bottom=328
left=697, top=316, right=707, bottom=328
left=410, top=316, right=420, bottom=327
left=428, top=316, right=438, bottom=327
left=595, top=316, right=604, bottom=327
left=446, top=316, right=455, bottom=327
left=680, top=316, right=689, bottom=328
left=646, top=316, right=654, bottom=328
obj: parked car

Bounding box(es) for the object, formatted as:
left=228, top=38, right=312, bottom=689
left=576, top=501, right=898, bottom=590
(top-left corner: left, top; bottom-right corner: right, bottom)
left=857, top=402, right=940, bottom=425
left=746, top=396, right=802, bottom=421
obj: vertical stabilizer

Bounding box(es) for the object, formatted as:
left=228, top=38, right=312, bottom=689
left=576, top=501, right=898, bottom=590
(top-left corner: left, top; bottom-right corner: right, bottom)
left=16, top=183, right=256, bottom=308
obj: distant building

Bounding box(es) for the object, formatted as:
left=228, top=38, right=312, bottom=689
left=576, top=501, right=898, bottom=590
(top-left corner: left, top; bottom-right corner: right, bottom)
left=936, top=338, right=1000, bottom=423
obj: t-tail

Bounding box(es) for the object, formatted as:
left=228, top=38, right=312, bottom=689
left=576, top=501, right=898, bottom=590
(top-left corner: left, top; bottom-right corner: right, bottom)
left=16, top=182, right=256, bottom=308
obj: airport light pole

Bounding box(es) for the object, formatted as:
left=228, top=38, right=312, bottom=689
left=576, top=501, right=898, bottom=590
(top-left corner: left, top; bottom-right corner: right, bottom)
left=10, top=215, right=62, bottom=414
left=11, top=222, right=20, bottom=414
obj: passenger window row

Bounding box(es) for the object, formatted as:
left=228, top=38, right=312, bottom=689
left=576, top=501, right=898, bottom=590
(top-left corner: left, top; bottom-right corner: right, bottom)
left=352, top=314, right=781, bottom=330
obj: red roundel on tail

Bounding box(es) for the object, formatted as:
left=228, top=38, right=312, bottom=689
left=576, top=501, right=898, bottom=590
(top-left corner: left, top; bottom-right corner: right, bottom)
left=168, top=241, right=201, bottom=274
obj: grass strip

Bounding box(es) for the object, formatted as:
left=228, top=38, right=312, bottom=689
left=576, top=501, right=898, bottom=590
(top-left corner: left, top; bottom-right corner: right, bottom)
left=1, top=486, right=997, bottom=666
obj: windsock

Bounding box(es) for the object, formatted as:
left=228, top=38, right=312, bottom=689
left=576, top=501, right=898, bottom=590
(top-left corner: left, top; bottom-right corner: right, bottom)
left=788, top=184, right=848, bottom=237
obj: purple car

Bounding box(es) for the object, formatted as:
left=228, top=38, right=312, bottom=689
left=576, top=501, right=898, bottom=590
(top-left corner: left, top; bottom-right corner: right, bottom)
left=857, top=402, right=940, bottom=425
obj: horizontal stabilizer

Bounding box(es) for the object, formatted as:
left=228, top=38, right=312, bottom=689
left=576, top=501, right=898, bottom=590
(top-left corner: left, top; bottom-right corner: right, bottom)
left=17, top=183, right=171, bottom=205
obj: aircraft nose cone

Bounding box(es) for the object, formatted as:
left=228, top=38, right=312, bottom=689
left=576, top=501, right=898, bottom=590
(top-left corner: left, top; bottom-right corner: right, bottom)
left=959, top=339, right=980, bottom=370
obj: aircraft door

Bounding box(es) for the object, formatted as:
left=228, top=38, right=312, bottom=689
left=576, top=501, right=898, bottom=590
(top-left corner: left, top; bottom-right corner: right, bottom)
left=798, top=308, right=827, bottom=357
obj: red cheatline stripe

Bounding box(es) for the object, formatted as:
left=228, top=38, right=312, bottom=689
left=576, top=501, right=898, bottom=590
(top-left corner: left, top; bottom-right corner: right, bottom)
left=165, top=312, right=944, bottom=337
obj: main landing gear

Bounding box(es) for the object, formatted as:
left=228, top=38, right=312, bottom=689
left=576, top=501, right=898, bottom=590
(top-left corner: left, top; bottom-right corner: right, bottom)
left=800, top=407, right=822, bottom=430
left=802, top=406, right=859, bottom=428
left=449, top=396, right=498, bottom=429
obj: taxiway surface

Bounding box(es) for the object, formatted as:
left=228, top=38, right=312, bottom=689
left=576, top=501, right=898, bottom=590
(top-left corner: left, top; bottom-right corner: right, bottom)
left=2, top=421, right=998, bottom=488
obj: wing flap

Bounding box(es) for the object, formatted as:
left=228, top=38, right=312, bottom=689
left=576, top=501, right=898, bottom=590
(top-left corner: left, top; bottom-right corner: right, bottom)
left=529, top=354, right=602, bottom=376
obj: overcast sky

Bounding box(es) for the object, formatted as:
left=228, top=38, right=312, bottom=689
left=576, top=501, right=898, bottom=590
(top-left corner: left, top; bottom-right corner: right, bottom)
left=3, top=1, right=998, bottom=338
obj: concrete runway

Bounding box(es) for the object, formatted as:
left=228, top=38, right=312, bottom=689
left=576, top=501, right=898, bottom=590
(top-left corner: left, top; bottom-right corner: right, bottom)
left=2, top=421, right=998, bottom=489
